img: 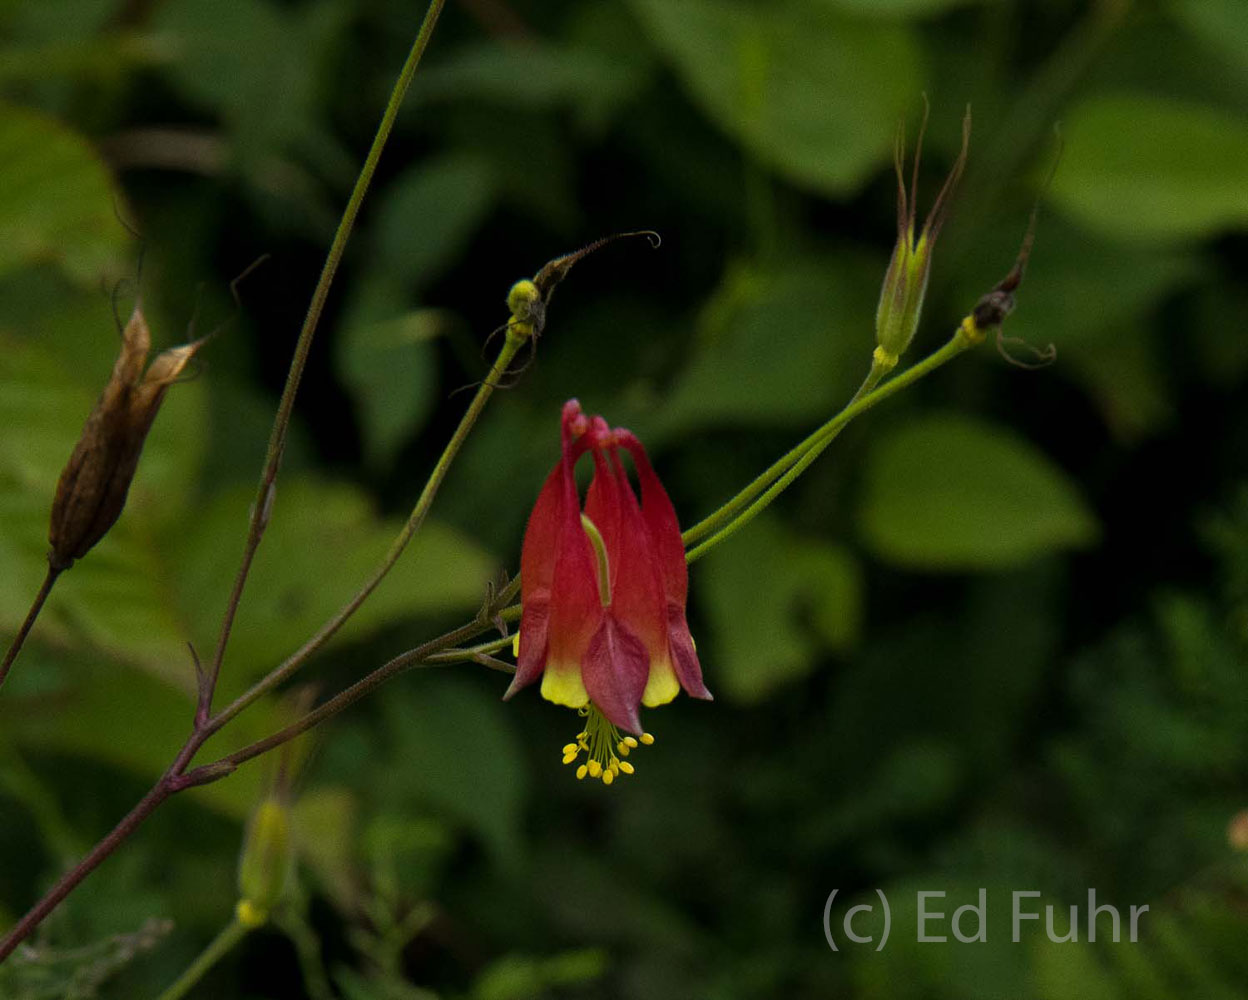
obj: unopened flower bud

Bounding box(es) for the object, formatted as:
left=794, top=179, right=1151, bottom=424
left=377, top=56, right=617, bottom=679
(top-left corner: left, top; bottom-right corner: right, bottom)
left=48, top=307, right=204, bottom=570
left=875, top=105, right=971, bottom=365
left=237, top=797, right=293, bottom=924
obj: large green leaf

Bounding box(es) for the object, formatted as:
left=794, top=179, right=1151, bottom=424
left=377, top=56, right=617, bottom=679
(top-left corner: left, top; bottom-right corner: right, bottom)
left=1051, top=93, right=1248, bottom=242
left=0, top=103, right=127, bottom=285
left=696, top=513, right=861, bottom=702
left=629, top=0, right=920, bottom=195
left=858, top=413, right=1098, bottom=569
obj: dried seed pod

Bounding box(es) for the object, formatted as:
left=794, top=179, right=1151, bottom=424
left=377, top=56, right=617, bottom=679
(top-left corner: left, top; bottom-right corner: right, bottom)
left=48, top=306, right=204, bottom=570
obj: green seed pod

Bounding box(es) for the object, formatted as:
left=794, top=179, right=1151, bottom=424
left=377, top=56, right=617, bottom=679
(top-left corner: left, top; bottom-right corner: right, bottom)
left=874, top=106, right=970, bottom=366
left=236, top=797, right=293, bottom=924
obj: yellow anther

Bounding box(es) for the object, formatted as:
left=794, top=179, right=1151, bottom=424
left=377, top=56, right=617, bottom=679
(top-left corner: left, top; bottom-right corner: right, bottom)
left=618, top=761, right=635, bottom=775
left=562, top=752, right=578, bottom=765
left=640, top=733, right=655, bottom=745
left=587, top=759, right=602, bottom=778
left=602, top=769, right=615, bottom=786
left=622, top=736, right=639, bottom=748
left=512, top=633, right=520, bottom=658
left=562, top=743, right=580, bottom=755
left=617, top=742, right=631, bottom=757
left=576, top=764, right=588, bottom=780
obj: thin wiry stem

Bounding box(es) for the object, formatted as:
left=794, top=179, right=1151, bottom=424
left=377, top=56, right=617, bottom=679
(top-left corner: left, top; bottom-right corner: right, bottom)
left=0, top=566, right=60, bottom=693
left=203, top=0, right=448, bottom=713
left=205, top=329, right=527, bottom=735
left=0, top=1, right=448, bottom=963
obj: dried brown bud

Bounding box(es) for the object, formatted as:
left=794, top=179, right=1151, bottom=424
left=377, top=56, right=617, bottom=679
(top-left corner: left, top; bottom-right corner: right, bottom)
left=48, top=307, right=204, bottom=570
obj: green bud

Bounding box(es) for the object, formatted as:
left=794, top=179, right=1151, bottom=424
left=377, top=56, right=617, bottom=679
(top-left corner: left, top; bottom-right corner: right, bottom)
left=237, top=797, right=293, bottom=923
left=875, top=105, right=970, bottom=364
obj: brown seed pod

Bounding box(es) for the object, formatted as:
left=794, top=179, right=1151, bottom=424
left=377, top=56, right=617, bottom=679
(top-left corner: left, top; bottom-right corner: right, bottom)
left=48, top=306, right=205, bottom=570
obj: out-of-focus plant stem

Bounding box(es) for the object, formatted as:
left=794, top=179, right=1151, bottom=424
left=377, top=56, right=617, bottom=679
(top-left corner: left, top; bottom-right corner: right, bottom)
left=202, top=0, right=448, bottom=712
left=154, top=917, right=249, bottom=1000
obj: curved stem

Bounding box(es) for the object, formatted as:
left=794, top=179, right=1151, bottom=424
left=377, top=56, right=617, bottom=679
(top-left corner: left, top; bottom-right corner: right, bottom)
left=0, top=566, right=61, bottom=693
left=203, top=0, right=447, bottom=712
left=685, top=333, right=969, bottom=563
left=207, top=328, right=526, bottom=735
left=154, top=917, right=249, bottom=1000
left=0, top=2, right=448, bottom=963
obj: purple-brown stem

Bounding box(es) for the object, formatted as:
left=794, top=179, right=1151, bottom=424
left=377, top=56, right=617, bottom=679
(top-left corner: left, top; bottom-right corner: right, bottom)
left=0, top=566, right=62, bottom=693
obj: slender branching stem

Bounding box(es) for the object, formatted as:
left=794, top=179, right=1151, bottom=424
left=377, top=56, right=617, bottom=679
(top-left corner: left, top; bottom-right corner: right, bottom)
left=154, top=916, right=250, bottom=1000
left=684, top=333, right=970, bottom=562
left=206, top=328, right=526, bottom=735
left=0, top=566, right=61, bottom=692
left=186, top=620, right=493, bottom=780
left=0, top=1, right=449, bottom=963
left=203, top=0, right=447, bottom=712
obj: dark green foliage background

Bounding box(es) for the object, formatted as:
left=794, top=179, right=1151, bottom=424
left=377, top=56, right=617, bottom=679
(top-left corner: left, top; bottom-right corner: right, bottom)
left=2, top=0, right=1248, bottom=996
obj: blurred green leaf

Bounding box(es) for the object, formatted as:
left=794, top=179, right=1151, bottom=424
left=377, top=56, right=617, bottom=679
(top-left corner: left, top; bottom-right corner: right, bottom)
left=630, top=0, right=920, bottom=194
left=337, top=282, right=444, bottom=469
left=373, top=678, right=527, bottom=869
left=857, top=413, right=1099, bottom=569
left=958, top=217, right=1202, bottom=439
left=415, top=41, right=647, bottom=130
left=291, top=786, right=358, bottom=909
left=0, top=103, right=126, bottom=285
left=473, top=948, right=608, bottom=1000
left=1167, top=0, right=1248, bottom=82
left=697, top=513, right=861, bottom=702
left=0, top=652, right=262, bottom=817
left=1051, top=93, right=1248, bottom=242
left=815, top=0, right=1000, bottom=14
left=370, top=152, right=498, bottom=292
left=0, top=321, right=206, bottom=683
left=153, top=0, right=340, bottom=160
left=171, top=477, right=497, bottom=675
left=653, top=254, right=878, bottom=438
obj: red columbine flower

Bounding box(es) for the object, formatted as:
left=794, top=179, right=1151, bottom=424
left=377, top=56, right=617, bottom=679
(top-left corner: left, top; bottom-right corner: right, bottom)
left=505, top=399, right=711, bottom=783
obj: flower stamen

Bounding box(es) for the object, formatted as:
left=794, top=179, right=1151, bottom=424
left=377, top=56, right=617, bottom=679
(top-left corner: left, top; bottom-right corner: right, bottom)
left=559, top=704, right=654, bottom=784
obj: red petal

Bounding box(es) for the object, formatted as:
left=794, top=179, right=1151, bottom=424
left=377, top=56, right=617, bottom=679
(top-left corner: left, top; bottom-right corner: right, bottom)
left=507, top=400, right=595, bottom=699
left=604, top=447, right=668, bottom=661
left=582, top=615, right=649, bottom=734
left=618, top=432, right=712, bottom=701
left=542, top=403, right=603, bottom=690
left=507, top=461, right=562, bottom=697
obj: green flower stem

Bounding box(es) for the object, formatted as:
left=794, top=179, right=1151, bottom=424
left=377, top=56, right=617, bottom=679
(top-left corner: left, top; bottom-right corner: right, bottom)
left=206, top=326, right=527, bottom=735
left=202, top=0, right=448, bottom=714
left=426, top=633, right=516, bottom=663
left=684, top=332, right=970, bottom=564
left=154, top=917, right=249, bottom=1000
